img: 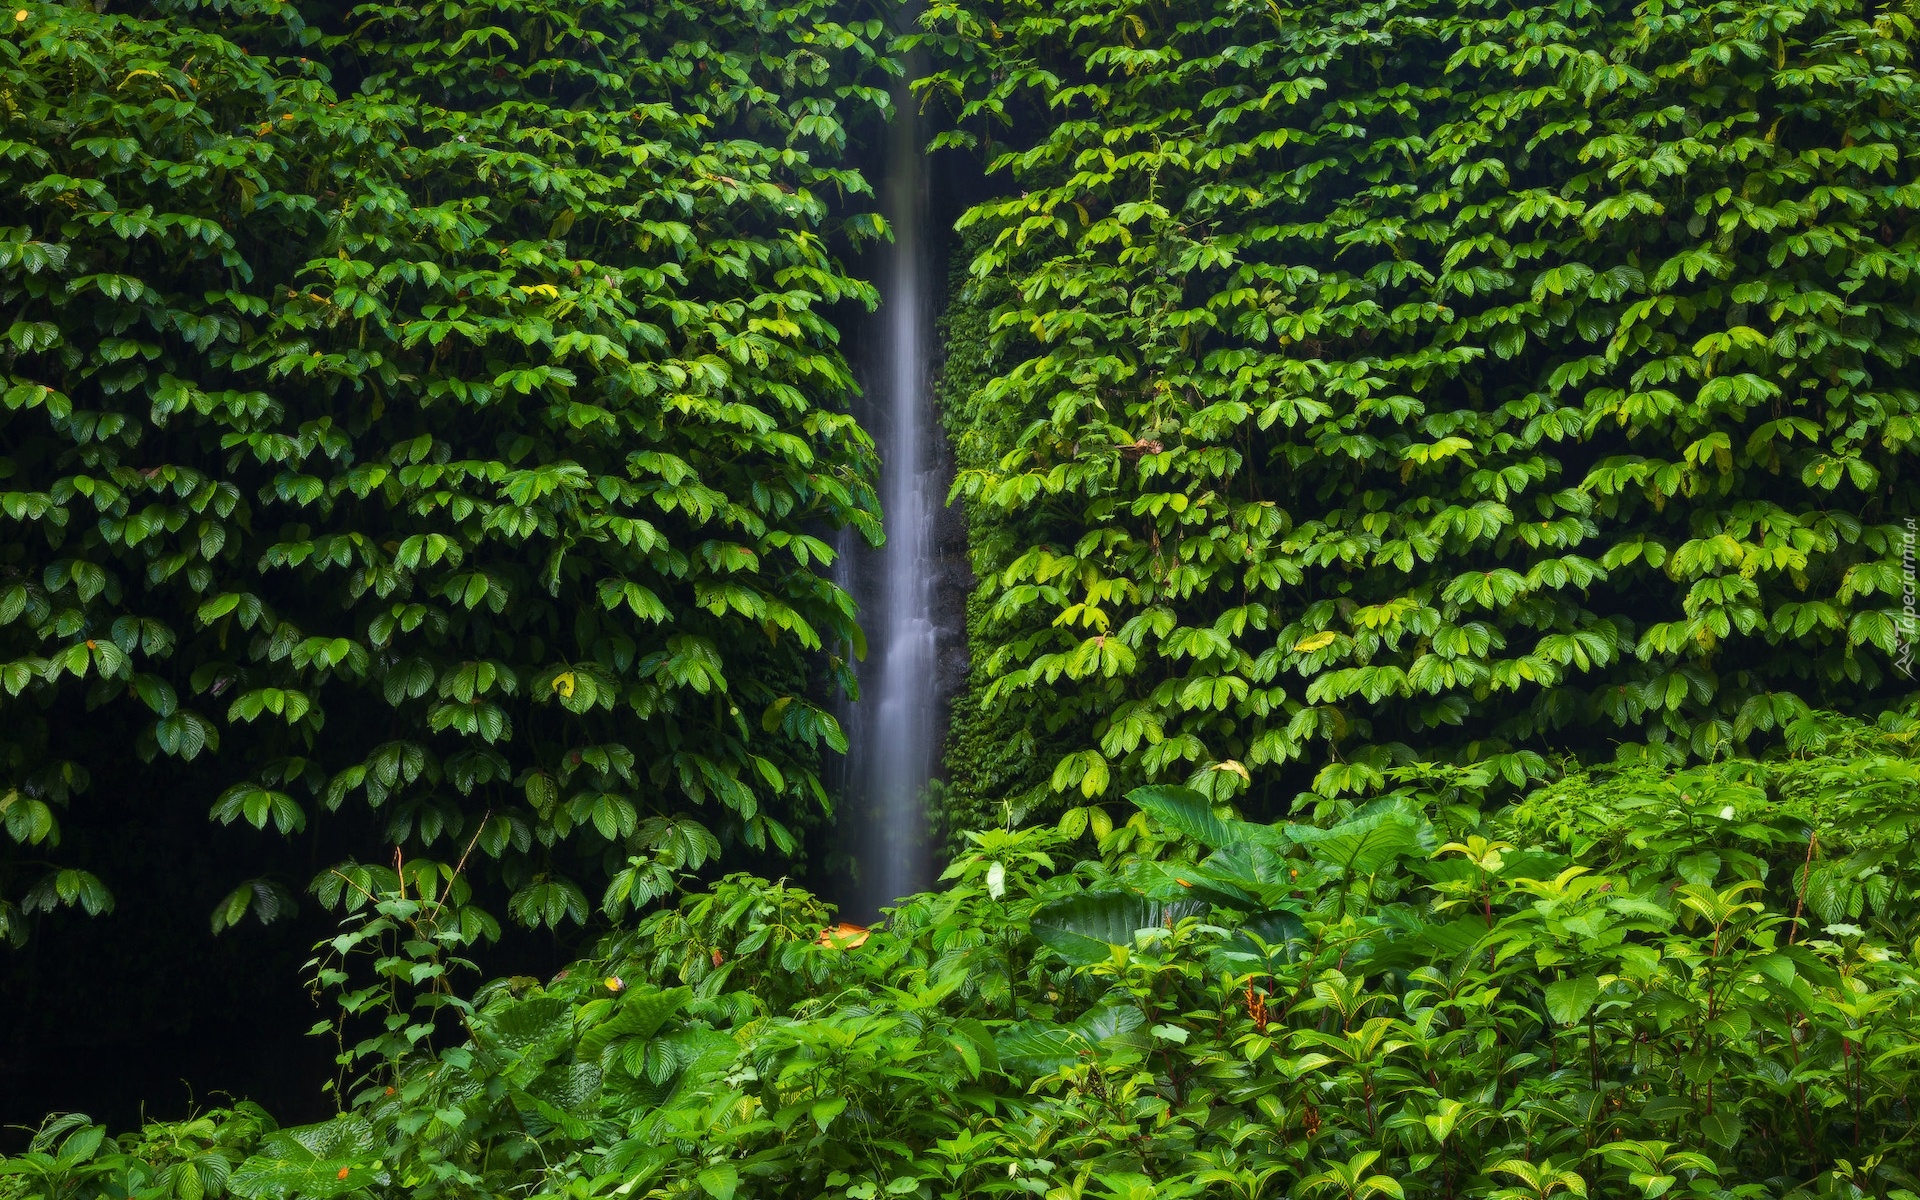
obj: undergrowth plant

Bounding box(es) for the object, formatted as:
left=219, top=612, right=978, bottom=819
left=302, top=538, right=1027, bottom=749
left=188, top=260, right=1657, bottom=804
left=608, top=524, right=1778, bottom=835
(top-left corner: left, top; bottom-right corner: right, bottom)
left=7, top=716, right=1915, bottom=1200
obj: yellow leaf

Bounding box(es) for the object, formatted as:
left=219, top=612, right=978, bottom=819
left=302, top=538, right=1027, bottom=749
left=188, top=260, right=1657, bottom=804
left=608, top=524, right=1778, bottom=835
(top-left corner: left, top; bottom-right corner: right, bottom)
left=1294, top=631, right=1337, bottom=653
left=552, top=671, right=576, bottom=698
left=1211, top=759, right=1252, bottom=783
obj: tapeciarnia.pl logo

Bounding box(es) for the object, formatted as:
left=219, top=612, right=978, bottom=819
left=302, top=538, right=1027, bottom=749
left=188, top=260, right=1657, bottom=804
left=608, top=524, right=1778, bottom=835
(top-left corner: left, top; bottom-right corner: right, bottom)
left=1900, top=516, right=1916, bottom=679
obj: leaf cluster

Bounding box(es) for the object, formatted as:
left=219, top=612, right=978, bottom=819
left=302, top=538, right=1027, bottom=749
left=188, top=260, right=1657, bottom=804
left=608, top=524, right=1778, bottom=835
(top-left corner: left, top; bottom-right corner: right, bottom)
left=12, top=727, right=1918, bottom=1200
left=918, top=0, right=1920, bottom=816
left=0, top=0, right=896, bottom=939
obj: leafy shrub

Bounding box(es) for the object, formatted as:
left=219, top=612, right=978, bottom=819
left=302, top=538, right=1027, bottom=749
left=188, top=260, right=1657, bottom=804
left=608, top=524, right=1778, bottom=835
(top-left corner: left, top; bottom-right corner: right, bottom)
left=917, top=0, right=1920, bottom=815
left=0, top=0, right=893, bottom=940
left=0, top=1105, right=276, bottom=1200
left=13, top=727, right=1916, bottom=1200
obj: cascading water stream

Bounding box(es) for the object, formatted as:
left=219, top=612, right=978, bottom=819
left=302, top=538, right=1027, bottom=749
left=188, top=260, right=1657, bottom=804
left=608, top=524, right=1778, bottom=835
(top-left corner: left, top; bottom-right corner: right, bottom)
left=835, top=73, right=947, bottom=918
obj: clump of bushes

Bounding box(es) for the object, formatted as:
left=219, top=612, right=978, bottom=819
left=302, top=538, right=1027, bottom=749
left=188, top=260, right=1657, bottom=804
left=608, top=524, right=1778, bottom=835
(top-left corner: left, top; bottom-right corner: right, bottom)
left=7, top=716, right=1918, bottom=1200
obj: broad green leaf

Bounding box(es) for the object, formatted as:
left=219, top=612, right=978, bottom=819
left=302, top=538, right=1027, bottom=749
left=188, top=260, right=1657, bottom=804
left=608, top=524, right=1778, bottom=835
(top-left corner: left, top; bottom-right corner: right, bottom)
left=1127, top=784, right=1246, bottom=848
left=1543, top=976, right=1603, bottom=1025
left=1029, top=893, right=1209, bottom=965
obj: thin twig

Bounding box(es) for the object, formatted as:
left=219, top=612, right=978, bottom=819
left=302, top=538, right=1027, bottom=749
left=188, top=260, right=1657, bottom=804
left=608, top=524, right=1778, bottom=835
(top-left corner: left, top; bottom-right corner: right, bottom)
left=1788, top=831, right=1817, bottom=945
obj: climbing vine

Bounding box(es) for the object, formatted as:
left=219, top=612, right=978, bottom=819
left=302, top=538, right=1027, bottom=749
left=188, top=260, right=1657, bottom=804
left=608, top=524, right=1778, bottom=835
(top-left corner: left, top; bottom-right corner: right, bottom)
left=0, top=0, right=895, bottom=940
left=920, top=0, right=1920, bottom=814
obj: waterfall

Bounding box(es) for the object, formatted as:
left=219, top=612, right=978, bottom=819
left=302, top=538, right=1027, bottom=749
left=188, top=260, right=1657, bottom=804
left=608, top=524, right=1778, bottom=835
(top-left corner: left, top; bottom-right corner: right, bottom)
left=835, top=76, right=947, bottom=918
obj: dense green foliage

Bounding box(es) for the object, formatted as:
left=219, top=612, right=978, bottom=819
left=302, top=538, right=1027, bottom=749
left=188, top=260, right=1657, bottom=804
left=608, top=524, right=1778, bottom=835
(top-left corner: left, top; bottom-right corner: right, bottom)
left=0, top=0, right=894, bottom=942
left=8, top=723, right=1920, bottom=1199
left=922, top=0, right=1920, bottom=816
left=13, top=3, right=1920, bottom=1195
left=937, top=239, right=1069, bottom=841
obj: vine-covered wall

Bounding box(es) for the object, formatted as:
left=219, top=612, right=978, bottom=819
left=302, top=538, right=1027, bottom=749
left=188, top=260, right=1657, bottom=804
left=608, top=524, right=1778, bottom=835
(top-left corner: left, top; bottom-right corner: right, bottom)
left=0, top=0, right=895, bottom=1122
left=921, top=0, right=1920, bottom=818
left=935, top=239, right=1068, bottom=842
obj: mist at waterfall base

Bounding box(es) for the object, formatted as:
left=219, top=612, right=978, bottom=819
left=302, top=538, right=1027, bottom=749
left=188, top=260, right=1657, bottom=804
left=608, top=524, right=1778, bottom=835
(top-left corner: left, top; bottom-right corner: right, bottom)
left=829, top=85, right=958, bottom=922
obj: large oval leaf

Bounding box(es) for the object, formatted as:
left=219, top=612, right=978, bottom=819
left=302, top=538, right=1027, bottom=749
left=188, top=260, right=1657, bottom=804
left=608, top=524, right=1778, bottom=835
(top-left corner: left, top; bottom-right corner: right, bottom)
left=993, top=1022, right=1088, bottom=1074
left=1030, top=893, right=1210, bottom=965
left=1285, top=806, right=1424, bottom=876
left=995, top=1003, right=1147, bottom=1074
left=577, top=985, right=691, bottom=1061
left=1127, top=785, right=1246, bottom=848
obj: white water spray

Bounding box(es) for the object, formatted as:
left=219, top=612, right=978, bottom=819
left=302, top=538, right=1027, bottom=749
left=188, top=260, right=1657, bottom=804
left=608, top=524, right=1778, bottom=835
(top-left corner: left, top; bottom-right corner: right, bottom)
left=836, top=78, right=944, bottom=916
